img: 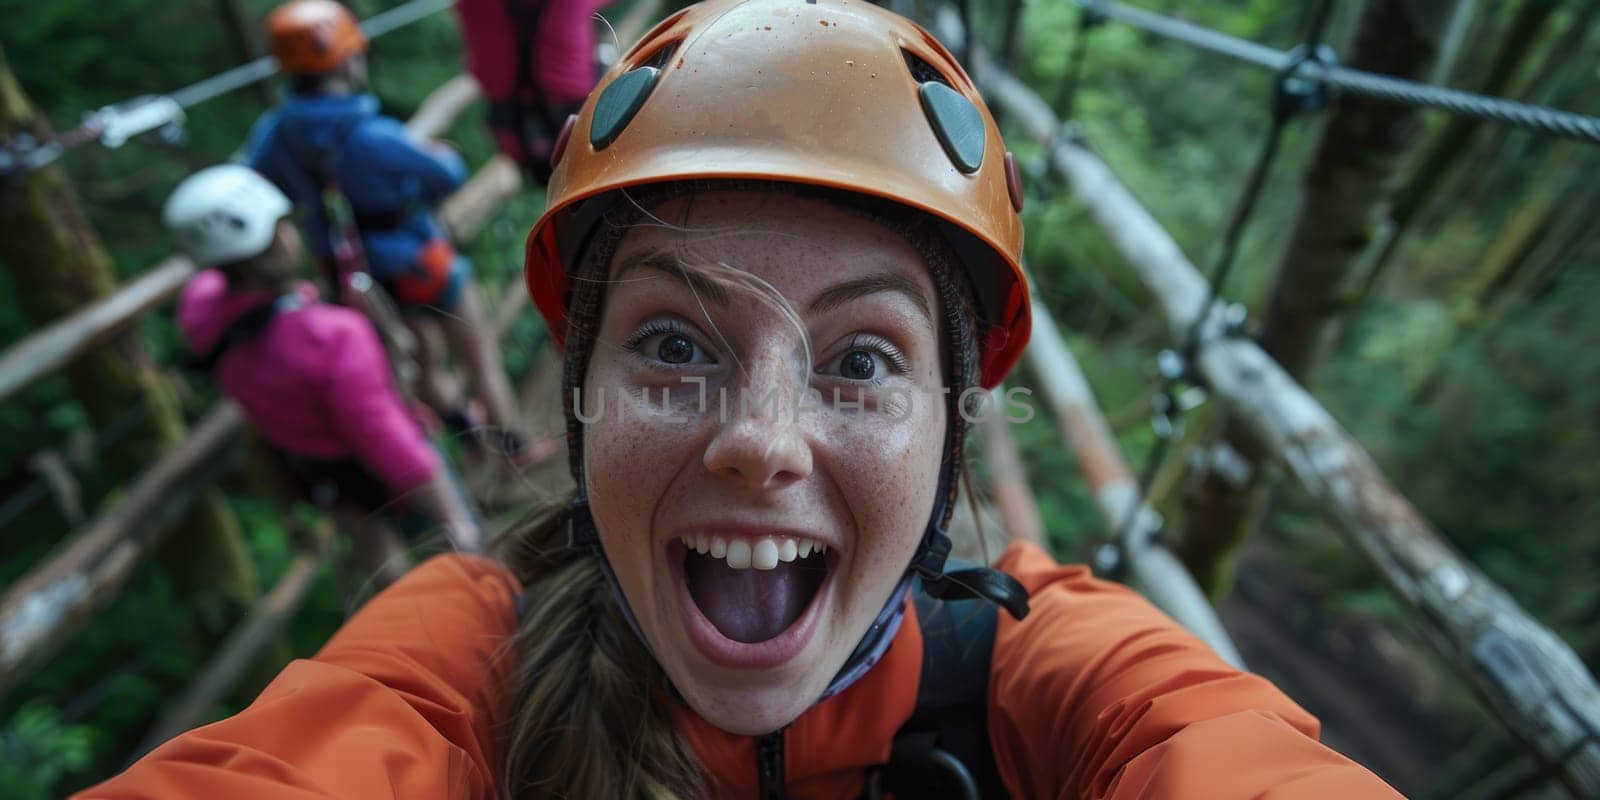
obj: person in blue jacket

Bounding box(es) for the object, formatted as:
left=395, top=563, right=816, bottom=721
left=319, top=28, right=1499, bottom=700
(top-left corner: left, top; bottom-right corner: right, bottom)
left=248, top=0, right=527, bottom=460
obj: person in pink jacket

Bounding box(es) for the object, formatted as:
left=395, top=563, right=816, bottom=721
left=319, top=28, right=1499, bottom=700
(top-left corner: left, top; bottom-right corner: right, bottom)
left=455, top=0, right=613, bottom=181
left=166, top=164, right=483, bottom=588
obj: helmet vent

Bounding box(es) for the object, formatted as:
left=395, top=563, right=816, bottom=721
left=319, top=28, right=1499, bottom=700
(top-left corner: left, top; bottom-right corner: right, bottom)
left=591, top=40, right=679, bottom=151
left=902, top=49, right=952, bottom=88
left=622, top=7, right=690, bottom=63
left=908, top=49, right=985, bottom=175
left=638, top=38, right=680, bottom=71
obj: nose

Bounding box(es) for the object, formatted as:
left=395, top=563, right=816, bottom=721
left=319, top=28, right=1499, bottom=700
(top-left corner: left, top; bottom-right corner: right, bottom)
left=703, top=387, right=813, bottom=491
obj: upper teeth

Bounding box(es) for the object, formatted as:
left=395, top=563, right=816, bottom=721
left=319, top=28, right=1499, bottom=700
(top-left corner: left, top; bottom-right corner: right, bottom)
left=684, top=534, right=827, bottom=570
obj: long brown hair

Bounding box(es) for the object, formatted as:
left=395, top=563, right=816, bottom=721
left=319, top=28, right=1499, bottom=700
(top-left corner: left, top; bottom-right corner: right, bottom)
left=495, top=497, right=703, bottom=799
left=496, top=183, right=985, bottom=798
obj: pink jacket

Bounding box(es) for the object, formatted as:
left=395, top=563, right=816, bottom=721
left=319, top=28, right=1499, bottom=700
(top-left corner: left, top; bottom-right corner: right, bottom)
left=177, top=269, right=438, bottom=496
left=457, top=0, right=612, bottom=105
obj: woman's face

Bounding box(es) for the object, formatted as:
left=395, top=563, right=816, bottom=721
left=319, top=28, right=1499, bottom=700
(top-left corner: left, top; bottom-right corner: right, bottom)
left=582, top=191, right=948, bottom=735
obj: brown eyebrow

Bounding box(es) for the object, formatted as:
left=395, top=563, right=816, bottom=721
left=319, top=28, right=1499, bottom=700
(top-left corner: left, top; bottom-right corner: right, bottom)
left=807, top=272, right=932, bottom=322
left=612, top=248, right=731, bottom=306
left=613, top=248, right=931, bottom=322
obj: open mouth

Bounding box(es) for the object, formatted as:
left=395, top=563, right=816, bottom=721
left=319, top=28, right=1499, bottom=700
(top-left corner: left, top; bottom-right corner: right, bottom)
left=678, top=534, right=831, bottom=645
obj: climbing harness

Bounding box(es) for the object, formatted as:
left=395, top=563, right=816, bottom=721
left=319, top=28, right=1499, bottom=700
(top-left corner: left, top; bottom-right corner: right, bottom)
left=464, top=0, right=583, bottom=181
left=867, top=573, right=1007, bottom=799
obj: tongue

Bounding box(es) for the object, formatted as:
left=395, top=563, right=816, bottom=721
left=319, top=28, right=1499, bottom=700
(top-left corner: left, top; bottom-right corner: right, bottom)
left=685, top=552, right=817, bottom=643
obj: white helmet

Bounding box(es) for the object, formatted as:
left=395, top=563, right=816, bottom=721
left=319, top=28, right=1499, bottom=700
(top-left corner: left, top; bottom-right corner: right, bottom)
left=163, top=165, right=292, bottom=266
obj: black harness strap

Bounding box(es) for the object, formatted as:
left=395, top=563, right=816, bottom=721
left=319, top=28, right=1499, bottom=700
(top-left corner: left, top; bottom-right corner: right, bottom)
left=187, top=293, right=301, bottom=373
left=870, top=570, right=1009, bottom=799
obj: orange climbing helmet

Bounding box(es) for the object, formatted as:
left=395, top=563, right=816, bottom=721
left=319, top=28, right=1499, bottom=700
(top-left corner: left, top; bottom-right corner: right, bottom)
left=524, top=0, right=1031, bottom=387
left=266, top=0, right=368, bottom=76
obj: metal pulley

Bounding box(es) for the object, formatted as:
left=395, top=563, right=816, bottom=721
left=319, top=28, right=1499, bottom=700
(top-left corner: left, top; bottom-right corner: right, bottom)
left=1274, top=43, right=1338, bottom=119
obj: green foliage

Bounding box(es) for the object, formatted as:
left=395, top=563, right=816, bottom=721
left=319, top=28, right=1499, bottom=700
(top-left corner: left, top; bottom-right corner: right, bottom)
left=0, top=702, right=96, bottom=800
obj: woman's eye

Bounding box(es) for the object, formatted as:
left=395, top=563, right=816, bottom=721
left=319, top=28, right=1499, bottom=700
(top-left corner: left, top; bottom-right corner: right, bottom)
left=629, top=325, right=714, bottom=366
left=823, top=348, right=889, bottom=381
left=657, top=333, right=697, bottom=364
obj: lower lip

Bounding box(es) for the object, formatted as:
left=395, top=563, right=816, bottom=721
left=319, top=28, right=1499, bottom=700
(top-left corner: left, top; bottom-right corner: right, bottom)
left=669, top=540, right=831, bottom=670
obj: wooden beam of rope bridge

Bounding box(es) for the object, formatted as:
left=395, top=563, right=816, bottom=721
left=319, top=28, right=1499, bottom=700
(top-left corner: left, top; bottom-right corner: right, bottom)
left=0, top=257, right=195, bottom=404
left=969, top=47, right=1600, bottom=794
left=1025, top=299, right=1246, bottom=668
left=0, top=403, right=246, bottom=696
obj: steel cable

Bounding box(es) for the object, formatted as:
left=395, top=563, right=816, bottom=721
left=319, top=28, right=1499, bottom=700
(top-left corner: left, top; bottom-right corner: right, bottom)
left=1079, top=0, right=1600, bottom=146
left=4, top=0, right=459, bottom=177
left=1104, top=0, right=1333, bottom=553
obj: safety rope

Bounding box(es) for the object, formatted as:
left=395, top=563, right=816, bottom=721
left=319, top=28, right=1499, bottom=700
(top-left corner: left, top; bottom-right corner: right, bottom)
left=1077, top=0, right=1600, bottom=146
left=1103, top=0, right=1335, bottom=555
left=1052, top=2, right=1104, bottom=122
left=0, top=0, right=458, bottom=179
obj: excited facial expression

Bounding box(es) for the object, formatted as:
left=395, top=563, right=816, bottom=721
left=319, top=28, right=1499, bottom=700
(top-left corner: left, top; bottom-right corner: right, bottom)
left=581, top=191, right=949, bottom=735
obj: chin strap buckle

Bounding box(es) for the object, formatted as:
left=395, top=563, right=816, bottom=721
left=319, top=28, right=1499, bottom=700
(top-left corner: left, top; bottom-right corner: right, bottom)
left=913, top=531, right=1031, bottom=621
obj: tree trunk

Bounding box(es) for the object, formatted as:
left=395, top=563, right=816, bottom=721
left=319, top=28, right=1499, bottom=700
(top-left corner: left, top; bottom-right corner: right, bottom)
left=1179, top=0, right=1460, bottom=595
left=1456, top=2, right=1599, bottom=235
left=1358, top=0, right=1557, bottom=298
left=0, top=45, right=259, bottom=615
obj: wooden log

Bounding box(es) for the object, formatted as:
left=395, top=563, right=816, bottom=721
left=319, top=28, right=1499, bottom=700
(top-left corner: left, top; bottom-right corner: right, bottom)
left=1025, top=300, right=1245, bottom=668
left=0, top=257, right=195, bottom=403
left=0, top=403, right=246, bottom=697
left=1360, top=0, right=1558, bottom=295
left=435, top=153, right=527, bottom=334
left=978, top=386, right=1045, bottom=547
left=495, top=278, right=530, bottom=338
left=406, top=73, right=482, bottom=141
left=975, top=50, right=1600, bottom=793
left=135, top=550, right=323, bottom=756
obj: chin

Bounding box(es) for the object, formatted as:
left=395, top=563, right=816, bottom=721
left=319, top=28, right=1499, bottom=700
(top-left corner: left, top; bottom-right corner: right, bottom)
left=675, top=678, right=825, bottom=736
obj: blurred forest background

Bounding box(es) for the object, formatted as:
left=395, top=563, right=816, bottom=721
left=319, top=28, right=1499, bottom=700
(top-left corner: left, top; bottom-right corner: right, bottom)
left=2, top=0, right=1597, bottom=797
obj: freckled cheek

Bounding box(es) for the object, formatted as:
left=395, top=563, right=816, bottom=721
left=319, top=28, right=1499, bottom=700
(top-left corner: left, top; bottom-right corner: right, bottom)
left=823, top=408, right=945, bottom=567
left=583, top=377, right=709, bottom=553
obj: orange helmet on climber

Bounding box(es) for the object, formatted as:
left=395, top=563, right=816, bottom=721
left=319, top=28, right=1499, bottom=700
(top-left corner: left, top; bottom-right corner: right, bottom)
left=266, top=0, right=368, bottom=75
left=523, top=0, right=1033, bottom=387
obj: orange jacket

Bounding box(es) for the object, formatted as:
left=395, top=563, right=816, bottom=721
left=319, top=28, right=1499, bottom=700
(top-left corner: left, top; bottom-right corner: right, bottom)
left=76, top=543, right=1402, bottom=798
